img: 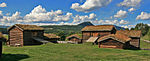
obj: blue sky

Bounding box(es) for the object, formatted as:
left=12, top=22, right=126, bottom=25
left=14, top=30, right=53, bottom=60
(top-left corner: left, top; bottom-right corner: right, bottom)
left=0, top=0, right=150, bottom=28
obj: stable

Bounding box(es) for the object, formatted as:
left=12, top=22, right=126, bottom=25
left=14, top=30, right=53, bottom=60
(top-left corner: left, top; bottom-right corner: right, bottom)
left=7, top=24, right=45, bottom=46
left=81, top=25, right=116, bottom=43
left=98, top=34, right=131, bottom=49
left=44, top=33, right=60, bottom=43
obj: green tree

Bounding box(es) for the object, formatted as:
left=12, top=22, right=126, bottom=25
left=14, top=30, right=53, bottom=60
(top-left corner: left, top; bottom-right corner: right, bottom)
left=135, top=23, right=149, bottom=36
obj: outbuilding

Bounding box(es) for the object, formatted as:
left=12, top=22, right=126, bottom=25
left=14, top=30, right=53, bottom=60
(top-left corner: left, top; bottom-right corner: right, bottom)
left=98, top=34, right=131, bottom=49
left=7, top=24, right=45, bottom=46
left=66, top=34, right=82, bottom=43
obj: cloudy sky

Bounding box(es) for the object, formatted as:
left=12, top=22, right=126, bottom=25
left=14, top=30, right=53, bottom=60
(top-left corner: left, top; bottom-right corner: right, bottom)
left=0, top=0, right=150, bottom=28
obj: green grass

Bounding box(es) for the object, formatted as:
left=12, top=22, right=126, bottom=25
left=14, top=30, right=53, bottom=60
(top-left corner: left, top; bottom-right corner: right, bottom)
left=1, top=43, right=150, bottom=61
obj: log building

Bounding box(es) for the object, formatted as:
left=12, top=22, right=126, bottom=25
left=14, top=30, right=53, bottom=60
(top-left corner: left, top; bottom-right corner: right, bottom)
left=66, top=34, right=82, bottom=43
left=81, top=25, right=141, bottom=49
left=81, top=25, right=116, bottom=43
left=7, top=24, right=45, bottom=46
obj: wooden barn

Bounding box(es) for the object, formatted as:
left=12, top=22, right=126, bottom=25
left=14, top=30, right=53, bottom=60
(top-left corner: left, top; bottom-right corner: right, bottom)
left=116, top=30, right=141, bottom=49
left=66, top=34, right=82, bottom=43
left=98, top=34, right=131, bottom=49
left=7, top=24, right=45, bottom=46
left=44, top=33, right=60, bottom=43
left=81, top=25, right=116, bottom=43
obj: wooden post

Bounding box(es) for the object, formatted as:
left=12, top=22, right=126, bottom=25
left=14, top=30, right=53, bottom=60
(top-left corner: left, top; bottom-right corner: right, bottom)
left=0, top=41, right=2, bottom=58
left=98, top=42, right=100, bottom=48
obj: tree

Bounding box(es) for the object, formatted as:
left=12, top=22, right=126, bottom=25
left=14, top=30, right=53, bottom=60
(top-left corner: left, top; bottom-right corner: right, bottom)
left=56, top=31, right=66, bottom=41
left=135, top=23, right=149, bottom=36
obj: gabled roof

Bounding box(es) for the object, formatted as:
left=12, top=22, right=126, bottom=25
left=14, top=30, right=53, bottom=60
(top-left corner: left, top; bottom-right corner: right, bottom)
left=81, top=25, right=116, bottom=31
left=116, top=30, right=141, bottom=38
left=44, top=33, right=60, bottom=39
left=66, top=34, right=82, bottom=39
left=98, top=34, right=131, bottom=43
left=8, top=24, right=44, bottom=31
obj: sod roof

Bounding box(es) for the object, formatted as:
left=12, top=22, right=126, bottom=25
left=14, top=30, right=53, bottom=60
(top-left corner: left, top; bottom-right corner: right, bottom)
left=8, top=24, right=44, bottom=31
left=81, top=25, right=115, bottom=31
left=116, top=30, right=141, bottom=38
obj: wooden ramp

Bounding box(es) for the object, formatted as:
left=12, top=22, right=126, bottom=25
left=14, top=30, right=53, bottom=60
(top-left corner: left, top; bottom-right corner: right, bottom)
left=32, top=37, right=49, bottom=44
left=86, top=37, right=99, bottom=43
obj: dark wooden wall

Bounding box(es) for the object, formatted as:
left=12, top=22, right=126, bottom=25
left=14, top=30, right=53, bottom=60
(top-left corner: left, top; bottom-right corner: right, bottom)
left=98, top=39, right=124, bottom=49
left=9, top=27, right=23, bottom=46
left=130, top=37, right=140, bottom=48
left=82, top=31, right=112, bottom=42
left=23, top=30, right=44, bottom=45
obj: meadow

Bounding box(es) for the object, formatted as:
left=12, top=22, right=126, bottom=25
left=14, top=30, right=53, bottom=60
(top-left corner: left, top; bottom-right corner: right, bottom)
left=1, top=42, right=150, bottom=61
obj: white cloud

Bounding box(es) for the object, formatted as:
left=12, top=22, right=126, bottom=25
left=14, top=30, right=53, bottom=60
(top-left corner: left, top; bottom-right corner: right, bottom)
left=71, top=0, right=112, bottom=12
left=24, top=5, right=72, bottom=22
left=136, top=12, right=150, bottom=20
left=121, top=25, right=135, bottom=29
left=119, top=20, right=129, bottom=24
left=0, top=3, right=7, bottom=7
left=0, top=5, right=74, bottom=26
left=73, top=13, right=97, bottom=23
left=128, top=8, right=136, bottom=12
left=92, top=19, right=129, bottom=25
left=114, top=10, right=127, bottom=18
left=118, top=0, right=141, bottom=7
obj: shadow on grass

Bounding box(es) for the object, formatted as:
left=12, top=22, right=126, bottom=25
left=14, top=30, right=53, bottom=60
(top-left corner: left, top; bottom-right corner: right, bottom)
left=0, top=54, right=29, bottom=61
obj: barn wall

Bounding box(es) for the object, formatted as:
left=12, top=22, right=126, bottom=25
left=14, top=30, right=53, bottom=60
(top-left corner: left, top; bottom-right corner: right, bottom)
left=130, top=37, right=140, bottom=48
left=9, top=27, right=23, bottom=46
left=82, top=31, right=112, bottom=42
left=99, top=39, right=124, bottom=49
left=23, top=30, right=44, bottom=45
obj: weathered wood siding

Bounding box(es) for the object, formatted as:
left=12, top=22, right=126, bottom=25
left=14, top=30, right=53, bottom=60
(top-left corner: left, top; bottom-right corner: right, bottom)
left=23, top=30, right=44, bottom=45
left=98, top=38, right=124, bottom=49
left=130, top=37, right=140, bottom=48
left=9, top=27, right=23, bottom=46
left=82, top=31, right=112, bottom=42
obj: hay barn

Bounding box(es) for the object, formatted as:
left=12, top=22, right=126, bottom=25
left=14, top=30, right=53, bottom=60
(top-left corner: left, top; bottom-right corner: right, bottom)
left=7, top=24, right=45, bottom=46
left=116, top=30, right=141, bottom=49
left=44, top=33, right=60, bottom=43
left=81, top=25, right=116, bottom=43
left=66, top=34, right=82, bottom=43
left=98, top=34, right=131, bottom=49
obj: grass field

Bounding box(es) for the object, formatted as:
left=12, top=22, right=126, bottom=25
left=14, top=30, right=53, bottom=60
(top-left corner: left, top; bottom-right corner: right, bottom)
left=1, top=42, right=150, bottom=61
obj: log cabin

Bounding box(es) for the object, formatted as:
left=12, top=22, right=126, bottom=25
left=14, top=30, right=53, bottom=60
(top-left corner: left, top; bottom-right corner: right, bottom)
left=66, top=34, right=82, bottom=43
left=81, top=25, right=141, bottom=49
left=98, top=34, right=131, bottom=49
left=116, top=30, right=141, bottom=49
left=44, top=33, right=60, bottom=43
left=7, top=24, right=45, bottom=46
left=81, top=25, right=116, bottom=43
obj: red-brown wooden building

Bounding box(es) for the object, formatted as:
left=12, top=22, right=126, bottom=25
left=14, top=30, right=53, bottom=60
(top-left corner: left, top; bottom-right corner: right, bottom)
left=66, top=34, right=82, bottom=43
left=44, top=33, right=60, bottom=43
left=7, top=24, right=45, bottom=46
left=98, top=34, right=131, bottom=49
left=81, top=25, right=116, bottom=43
left=81, top=25, right=141, bottom=49
left=116, top=30, right=141, bottom=49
